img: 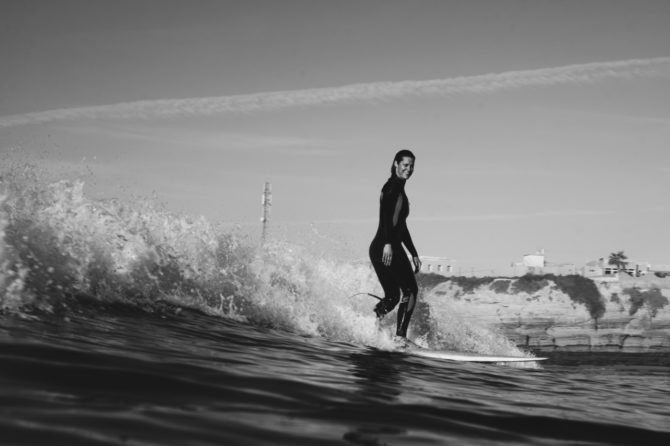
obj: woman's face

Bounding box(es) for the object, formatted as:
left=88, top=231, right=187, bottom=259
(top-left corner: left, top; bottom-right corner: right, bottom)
left=394, top=157, right=414, bottom=180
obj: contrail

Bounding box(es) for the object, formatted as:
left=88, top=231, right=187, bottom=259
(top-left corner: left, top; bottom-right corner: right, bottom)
left=1, top=57, right=668, bottom=128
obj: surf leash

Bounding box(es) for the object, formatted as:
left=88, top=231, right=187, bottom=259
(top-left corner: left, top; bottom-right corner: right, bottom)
left=349, top=292, right=383, bottom=301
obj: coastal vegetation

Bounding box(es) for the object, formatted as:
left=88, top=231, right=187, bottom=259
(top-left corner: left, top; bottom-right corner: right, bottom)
left=623, top=287, right=669, bottom=317
left=548, top=274, right=605, bottom=319
left=489, top=279, right=511, bottom=294
left=608, top=250, right=629, bottom=271
left=510, top=275, right=550, bottom=295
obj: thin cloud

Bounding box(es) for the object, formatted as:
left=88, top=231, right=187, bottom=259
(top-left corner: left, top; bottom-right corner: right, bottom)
left=413, top=209, right=617, bottom=223
left=1, top=57, right=669, bottom=128
left=281, top=209, right=617, bottom=225
left=57, top=123, right=330, bottom=152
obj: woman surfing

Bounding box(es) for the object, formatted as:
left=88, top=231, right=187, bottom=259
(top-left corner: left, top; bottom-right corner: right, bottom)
left=369, top=150, right=421, bottom=340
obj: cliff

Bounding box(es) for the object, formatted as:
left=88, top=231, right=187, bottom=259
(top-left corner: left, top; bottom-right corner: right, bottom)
left=419, top=273, right=670, bottom=353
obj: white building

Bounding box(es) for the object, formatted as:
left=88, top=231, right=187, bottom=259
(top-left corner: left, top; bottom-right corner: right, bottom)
left=353, top=255, right=453, bottom=276
left=511, top=249, right=546, bottom=275
left=523, top=251, right=545, bottom=269
left=419, top=256, right=453, bottom=276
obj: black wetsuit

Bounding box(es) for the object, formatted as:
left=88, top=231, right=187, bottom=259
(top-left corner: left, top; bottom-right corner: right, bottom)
left=369, top=175, right=419, bottom=337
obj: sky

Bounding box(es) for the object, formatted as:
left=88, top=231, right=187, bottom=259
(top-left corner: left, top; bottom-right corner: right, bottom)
left=1, top=0, right=669, bottom=273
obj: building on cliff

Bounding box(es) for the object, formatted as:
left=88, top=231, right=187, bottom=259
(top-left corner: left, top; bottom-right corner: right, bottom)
left=512, top=250, right=546, bottom=275
left=512, top=249, right=578, bottom=276
left=582, top=257, right=661, bottom=277
left=419, top=256, right=453, bottom=276
left=352, top=255, right=454, bottom=277
left=509, top=252, right=669, bottom=279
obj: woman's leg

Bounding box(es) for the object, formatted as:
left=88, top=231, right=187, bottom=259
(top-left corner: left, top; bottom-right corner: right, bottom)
left=395, top=289, right=416, bottom=337
left=371, top=260, right=400, bottom=319
left=369, top=242, right=417, bottom=328
left=395, top=256, right=419, bottom=338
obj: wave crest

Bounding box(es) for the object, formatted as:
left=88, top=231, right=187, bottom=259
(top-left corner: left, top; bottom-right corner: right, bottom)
left=1, top=165, right=532, bottom=357
left=0, top=165, right=386, bottom=343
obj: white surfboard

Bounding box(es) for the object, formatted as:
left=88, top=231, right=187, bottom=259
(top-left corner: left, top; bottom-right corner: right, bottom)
left=408, top=348, right=546, bottom=363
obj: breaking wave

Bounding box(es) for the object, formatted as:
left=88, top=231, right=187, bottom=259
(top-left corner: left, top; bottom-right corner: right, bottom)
left=0, top=164, right=528, bottom=357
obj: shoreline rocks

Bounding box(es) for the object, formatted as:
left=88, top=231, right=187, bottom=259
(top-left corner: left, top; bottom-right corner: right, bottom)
left=420, top=273, right=670, bottom=353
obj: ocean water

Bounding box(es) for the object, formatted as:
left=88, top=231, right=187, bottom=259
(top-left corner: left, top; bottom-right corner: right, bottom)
left=1, top=168, right=669, bottom=445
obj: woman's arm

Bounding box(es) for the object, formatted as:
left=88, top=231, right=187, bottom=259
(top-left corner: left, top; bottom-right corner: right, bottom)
left=401, top=225, right=417, bottom=258
left=402, top=225, right=421, bottom=273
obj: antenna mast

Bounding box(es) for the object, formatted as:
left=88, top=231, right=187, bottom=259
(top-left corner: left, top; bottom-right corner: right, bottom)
left=261, top=181, right=272, bottom=244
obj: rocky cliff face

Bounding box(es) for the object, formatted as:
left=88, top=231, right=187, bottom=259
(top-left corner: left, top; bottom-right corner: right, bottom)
left=422, top=274, right=670, bottom=353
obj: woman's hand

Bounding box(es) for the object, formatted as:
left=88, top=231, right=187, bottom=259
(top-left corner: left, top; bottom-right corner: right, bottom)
left=382, top=244, right=393, bottom=266
left=412, top=256, right=422, bottom=274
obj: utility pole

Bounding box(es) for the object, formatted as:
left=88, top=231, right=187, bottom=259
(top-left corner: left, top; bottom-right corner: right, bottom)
left=261, top=181, right=272, bottom=245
